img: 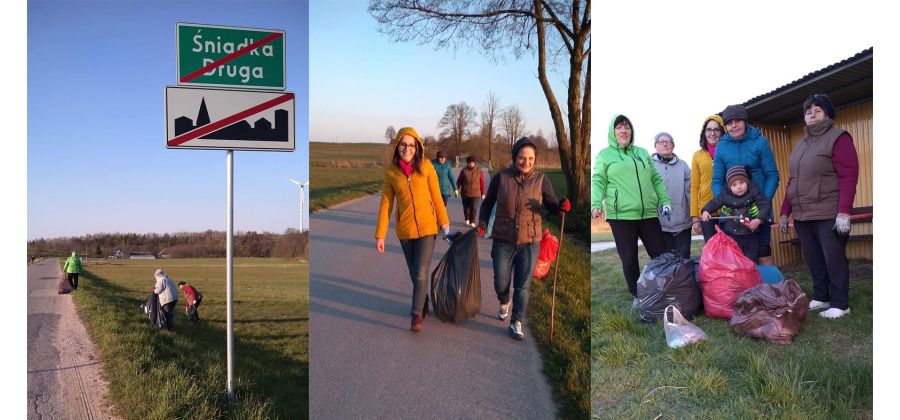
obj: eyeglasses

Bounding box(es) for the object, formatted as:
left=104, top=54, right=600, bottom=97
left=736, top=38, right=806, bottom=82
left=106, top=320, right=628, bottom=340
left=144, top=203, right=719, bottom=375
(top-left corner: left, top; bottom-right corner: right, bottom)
left=398, top=143, right=417, bottom=150
left=705, top=128, right=721, bottom=134
left=655, top=140, right=673, bottom=145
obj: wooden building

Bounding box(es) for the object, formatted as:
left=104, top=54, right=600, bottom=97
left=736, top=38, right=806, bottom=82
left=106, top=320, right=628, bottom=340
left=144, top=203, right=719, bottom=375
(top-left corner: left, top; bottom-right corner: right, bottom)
left=739, top=48, right=873, bottom=266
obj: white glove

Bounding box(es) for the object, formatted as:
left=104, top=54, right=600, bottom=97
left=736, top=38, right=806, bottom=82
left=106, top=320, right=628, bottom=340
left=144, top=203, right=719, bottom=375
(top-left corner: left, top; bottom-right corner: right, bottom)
left=834, top=213, right=851, bottom=235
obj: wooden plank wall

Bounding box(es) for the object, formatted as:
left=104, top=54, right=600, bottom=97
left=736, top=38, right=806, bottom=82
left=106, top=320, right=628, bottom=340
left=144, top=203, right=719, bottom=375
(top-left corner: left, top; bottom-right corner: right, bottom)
left=758, top=100, right=873, bottom=266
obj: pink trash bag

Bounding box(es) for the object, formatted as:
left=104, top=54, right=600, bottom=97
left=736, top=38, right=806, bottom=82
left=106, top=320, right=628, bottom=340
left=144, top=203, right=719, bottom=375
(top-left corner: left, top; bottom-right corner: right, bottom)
left=698, top=225, right=761, bottom=318
left=533, top=229, right=560, bottom=279
left=57, top=272, right=73, bottom=294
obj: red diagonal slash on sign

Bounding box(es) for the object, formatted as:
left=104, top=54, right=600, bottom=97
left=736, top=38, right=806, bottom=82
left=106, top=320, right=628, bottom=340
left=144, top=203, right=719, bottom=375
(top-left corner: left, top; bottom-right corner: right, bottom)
left=180, top=32, right=283, bottom=83
left=168, top=92, right=294, bottom=147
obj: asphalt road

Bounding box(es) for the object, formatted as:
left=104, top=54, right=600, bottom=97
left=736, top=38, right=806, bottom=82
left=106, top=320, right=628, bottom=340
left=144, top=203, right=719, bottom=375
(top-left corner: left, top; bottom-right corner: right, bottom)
left=309, top=168, right=557, bottom=419
left=27, top=259, right=116, bottom=420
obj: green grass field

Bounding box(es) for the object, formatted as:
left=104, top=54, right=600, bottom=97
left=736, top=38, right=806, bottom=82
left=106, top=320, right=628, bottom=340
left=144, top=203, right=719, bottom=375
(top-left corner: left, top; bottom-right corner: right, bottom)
left=591, top=231, right=615, bottom=243
left=526, top=168, right=591, bottom=419
left=310, top=142, right=389, bottom=211
left=73, top=258, right=308, bottom=420
left=591, top=241, right=872, bottom=418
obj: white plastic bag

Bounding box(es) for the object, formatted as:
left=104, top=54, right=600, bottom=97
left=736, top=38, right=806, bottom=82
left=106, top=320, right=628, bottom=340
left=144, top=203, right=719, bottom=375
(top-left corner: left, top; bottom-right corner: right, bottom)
left=663, top=305, right=706, bottom=348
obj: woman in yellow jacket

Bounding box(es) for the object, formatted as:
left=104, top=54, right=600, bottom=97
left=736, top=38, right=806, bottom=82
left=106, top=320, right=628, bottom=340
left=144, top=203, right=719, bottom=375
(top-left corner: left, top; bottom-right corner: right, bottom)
left=375, top=127, right=450, bottom=333
left=690, top=115, right=724, bottom=241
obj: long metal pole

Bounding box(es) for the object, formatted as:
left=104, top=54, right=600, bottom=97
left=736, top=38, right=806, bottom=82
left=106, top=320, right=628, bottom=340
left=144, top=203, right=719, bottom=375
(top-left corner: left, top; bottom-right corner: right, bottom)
left=226, top=150, right=235, bottom=401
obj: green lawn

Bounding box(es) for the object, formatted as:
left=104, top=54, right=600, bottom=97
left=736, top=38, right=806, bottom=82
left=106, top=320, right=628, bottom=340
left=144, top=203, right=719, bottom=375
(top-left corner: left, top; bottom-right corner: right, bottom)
left=526, top=168, right=591, bottom=419
left=73, top=258, right=309, bottom=419
left=591, top=232, right=614, bottom=243
left=591, top=241, right=872, bottom=418
left=310, top=142, right=389, bottom=211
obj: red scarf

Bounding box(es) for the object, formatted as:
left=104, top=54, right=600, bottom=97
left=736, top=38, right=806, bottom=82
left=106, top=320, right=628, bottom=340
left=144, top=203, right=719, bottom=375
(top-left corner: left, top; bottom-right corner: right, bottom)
left=707, top=143, right=717, bottom=159
left=398, top=159, right=414, bottom=177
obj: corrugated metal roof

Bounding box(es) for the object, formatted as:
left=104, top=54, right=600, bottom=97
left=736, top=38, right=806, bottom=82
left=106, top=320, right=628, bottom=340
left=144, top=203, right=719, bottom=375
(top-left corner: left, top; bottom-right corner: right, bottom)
left=740, top=48, right=873, bottom=125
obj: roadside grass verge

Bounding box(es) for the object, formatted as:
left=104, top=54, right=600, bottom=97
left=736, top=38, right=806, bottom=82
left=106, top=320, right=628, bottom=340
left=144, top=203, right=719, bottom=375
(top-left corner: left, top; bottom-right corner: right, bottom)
left=591, top=241, right=872, bottom=418
left=73, top=258, right=309, bottom=419
left=591, top=232, right=614, bottom=243
left=310, top=142, right=388, bottom=211
left=525, top=168, right=591, bottom=419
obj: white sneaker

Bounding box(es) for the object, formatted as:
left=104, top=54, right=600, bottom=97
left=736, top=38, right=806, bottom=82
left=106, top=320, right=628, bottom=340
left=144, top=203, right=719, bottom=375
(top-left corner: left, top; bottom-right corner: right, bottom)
left=632, top=298, right=640, bottom=310
left=470, top=222, right=477, bottom=228
left=809, top=300, right=830, bottom=310
left=820, top=308, right=850, bottom=319
left=498, top=302, right=511, bottom=320
left=465, top=220, right=470, bottom=226
left=508, top=320, right=525, bottom=340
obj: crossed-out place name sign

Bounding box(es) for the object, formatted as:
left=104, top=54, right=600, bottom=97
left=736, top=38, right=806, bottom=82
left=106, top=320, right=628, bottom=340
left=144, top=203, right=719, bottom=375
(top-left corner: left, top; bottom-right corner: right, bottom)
left=177, top=23, right=285, bottom=90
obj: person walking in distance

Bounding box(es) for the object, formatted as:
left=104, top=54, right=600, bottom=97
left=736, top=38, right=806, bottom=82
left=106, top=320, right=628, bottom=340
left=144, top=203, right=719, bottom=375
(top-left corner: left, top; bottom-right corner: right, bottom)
left=456, top=156, right=485, bottom=227
left=432, top=150, right=456, bottom=207
left=63, top=251, right=83, bottom=290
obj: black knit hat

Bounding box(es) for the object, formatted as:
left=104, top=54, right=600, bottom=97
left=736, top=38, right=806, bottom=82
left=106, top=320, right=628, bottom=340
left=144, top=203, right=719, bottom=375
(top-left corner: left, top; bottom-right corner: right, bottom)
left=511, top=137, right=537, bottom=159
left=466, top=155, right=477, bottom=164
left=803, top=93, right=836, bottom=119
left=726, top=165, right=749, bottom=187
left=722, top=104, right=749, bottom=123
left=436, top=150, right=446, bottom=159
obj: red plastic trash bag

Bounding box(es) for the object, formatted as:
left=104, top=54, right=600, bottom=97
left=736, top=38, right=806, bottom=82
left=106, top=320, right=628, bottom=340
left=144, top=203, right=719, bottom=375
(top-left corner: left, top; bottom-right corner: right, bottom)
left=730, top=279, right=809, bottom=344
left=698, top=226, right=761, bottom=318
left=533, top=229, right=560, bottom=279
left=430, top=229, right=481, bottom=322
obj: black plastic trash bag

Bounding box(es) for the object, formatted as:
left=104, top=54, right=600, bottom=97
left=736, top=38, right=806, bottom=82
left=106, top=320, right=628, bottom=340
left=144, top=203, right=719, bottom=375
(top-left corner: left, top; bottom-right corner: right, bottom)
left=637, top=252, right=702, bottom=323
left=140, top=292, right=166, bottom=329
left=430, top=229, right=481, bottom=322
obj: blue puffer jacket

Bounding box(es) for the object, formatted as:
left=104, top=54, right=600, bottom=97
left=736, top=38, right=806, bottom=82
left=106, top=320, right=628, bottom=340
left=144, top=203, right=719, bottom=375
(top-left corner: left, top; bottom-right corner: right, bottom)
left=711, top=125, right=780, bottom=198
left=431, top=158, right=456, bottom=196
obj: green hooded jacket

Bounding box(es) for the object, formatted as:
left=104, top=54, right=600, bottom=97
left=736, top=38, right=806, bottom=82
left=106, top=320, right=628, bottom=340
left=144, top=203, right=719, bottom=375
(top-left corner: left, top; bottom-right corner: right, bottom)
left=63, top=251, right=83, bottom=274
left=591, top=115, right=671, bottom=220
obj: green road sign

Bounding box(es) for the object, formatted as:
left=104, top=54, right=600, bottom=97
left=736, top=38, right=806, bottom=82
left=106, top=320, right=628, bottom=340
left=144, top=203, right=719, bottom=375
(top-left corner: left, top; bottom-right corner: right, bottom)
left=177, top=23, right=285, bottom=90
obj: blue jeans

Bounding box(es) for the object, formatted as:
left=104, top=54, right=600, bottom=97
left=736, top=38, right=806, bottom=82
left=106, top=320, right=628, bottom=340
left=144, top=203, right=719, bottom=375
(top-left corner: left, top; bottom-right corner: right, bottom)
left=491, top=241, right=538, bottom=323
left=400, top=235, right=436, bottom=316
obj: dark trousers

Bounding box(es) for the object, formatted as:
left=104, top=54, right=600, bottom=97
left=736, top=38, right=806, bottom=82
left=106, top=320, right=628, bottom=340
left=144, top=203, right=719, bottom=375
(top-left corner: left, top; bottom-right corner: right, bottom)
left=795, top=219, right=850, bottom=310
left=67, top=273, right=79, bottom=289
left=461, top=197, right=480, bottom=223
left=758, top=221, right=772, bottom=257
left=441, top=194, right=450, bottom=207
left=399, top=235, right=436, bottom=316
left=491, top=241, right=539, bottom=323
left=608, top=218, right=667, bottom=297
left=160, top=301, right=176, bottom=331
left=729, top=232, right=760, bottom=262
left=663, top=227, right=693, bottom=258
left=700, top=220, right=718, bottom=242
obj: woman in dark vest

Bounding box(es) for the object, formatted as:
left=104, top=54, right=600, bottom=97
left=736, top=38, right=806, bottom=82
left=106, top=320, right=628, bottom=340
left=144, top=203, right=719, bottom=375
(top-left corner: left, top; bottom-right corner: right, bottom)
left=477, top=137, right=571, bottom=340
left=456, top=155, right=485, bottom=227
left=779, top=94, right=859, bottom=319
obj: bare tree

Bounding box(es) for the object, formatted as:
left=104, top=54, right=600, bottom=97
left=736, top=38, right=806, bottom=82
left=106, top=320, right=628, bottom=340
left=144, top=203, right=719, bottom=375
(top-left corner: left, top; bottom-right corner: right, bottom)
left=500, top=105, right=527, bottom=154
left=437, top=102, right=477, bottom=147
left=384, top=125, right=397, bottom=143
left=481, top=91, right=500, bottom=166
left=369, top=0, right=591, bottom=205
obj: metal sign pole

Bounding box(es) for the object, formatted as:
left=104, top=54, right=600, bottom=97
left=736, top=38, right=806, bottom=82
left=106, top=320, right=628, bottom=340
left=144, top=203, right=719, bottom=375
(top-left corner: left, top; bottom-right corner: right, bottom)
left=226, top=150, right=235, bottom=401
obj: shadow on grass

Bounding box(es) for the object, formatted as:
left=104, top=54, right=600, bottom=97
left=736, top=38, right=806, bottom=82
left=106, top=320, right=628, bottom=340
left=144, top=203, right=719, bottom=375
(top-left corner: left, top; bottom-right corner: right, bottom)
left=76, top=271, right=308, bottom=420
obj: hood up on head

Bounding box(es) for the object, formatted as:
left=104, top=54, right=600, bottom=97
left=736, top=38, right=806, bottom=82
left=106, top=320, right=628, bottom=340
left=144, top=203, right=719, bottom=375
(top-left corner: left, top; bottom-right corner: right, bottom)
left=607, top=114, right=634, bottom=149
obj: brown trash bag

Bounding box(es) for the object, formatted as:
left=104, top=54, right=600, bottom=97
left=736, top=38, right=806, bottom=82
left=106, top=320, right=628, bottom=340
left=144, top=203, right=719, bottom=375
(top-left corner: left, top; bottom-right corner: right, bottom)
left=729, top=279, right=809, bottom=344
left=57, top=272, right=73, bottom=294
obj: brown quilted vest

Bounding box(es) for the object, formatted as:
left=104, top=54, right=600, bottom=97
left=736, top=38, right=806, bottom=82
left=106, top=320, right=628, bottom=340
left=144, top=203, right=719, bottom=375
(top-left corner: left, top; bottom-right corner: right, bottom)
left=460, top=166, right=482, bottom=197
left=490, top=168, right=545, bottom=244
left=786, top=121, right=846, bottom=221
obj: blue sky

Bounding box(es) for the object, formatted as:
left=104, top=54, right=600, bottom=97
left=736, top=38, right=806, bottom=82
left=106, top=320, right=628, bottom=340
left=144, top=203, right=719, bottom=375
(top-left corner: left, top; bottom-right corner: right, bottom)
left=27, top=0, right=309, bottom=239
left=309, top=0, right=567, bottom=143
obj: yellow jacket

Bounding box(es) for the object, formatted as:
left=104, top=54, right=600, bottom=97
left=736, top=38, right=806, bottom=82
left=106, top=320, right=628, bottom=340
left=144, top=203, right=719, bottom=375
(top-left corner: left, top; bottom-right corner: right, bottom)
left=375, top=127, right=450, bottom=240
left=690, top=148, right=714, bottom=218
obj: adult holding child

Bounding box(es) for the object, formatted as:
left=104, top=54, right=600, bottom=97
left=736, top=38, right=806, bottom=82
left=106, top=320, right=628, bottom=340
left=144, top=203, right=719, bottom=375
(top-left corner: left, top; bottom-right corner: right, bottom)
left=592, top=115, right=671, bottom=308
left=375, top=127, right=450, bottom=333
left=690, top=115, right=725, bottom=241
left=712, top=104, right=780, bottom=265
left=651, top=132, right=693, bottom=258
left=779, top=94, right=859, bottom=319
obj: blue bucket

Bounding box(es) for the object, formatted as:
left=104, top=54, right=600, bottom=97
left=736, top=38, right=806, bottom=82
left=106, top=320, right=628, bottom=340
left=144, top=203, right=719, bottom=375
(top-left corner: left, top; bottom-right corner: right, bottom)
left=756, top=265, right=785, bottom=284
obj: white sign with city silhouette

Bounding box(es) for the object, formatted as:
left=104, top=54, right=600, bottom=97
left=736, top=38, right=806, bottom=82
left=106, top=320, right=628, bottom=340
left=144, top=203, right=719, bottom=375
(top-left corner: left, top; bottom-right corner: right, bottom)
left=165, top=86, right=295, bottom=151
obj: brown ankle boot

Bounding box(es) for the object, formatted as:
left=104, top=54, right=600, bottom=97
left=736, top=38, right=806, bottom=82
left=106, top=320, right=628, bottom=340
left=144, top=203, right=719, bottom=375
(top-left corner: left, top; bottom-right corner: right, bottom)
left=410, top=314, right=424, bottom=332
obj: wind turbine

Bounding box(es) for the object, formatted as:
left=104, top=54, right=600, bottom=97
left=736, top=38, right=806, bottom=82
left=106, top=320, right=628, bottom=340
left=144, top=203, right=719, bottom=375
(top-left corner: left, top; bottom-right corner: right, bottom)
left=285, top=177, right=309, bottom=232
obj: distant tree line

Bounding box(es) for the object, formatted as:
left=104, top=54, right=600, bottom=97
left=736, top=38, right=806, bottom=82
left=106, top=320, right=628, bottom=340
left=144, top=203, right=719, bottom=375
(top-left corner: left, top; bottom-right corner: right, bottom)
left=27, top=229, right=309, bottom=260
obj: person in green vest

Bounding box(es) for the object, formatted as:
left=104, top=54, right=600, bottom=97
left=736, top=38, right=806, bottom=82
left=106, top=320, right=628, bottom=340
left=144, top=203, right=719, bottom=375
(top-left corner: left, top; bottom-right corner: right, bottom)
left=63, top=251, right=83, bottom=290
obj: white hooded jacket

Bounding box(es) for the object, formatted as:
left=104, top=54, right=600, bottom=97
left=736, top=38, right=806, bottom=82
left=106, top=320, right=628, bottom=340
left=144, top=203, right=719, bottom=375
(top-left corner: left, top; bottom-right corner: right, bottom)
left=153, top=269, right=179, bottom=306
